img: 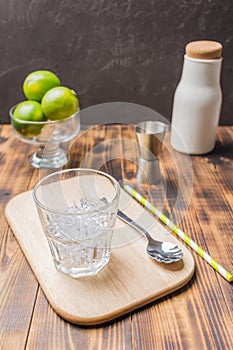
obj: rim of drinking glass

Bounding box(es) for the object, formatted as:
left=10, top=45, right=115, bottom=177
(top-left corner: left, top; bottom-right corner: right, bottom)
left=32, top=168, right=121, bottom=215
left=9, top=105, right=80, bottom=125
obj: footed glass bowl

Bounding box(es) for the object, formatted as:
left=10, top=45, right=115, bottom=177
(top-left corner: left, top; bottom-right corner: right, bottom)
left=10, top=106, right=80, bottom=169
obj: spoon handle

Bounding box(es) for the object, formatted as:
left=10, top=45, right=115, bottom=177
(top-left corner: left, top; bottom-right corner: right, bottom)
left=117, top=210, right=152, bottom=242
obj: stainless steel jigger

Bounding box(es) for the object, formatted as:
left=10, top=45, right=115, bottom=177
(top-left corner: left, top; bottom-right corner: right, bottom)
left=135, top=121, right=168, bottom=184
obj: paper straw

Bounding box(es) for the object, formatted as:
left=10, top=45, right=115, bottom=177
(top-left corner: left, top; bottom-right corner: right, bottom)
left=124, top=184, right=233, bottom=283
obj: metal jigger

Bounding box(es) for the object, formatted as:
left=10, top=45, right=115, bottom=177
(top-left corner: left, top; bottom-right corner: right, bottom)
left=135, top=121, right=168, bottom=185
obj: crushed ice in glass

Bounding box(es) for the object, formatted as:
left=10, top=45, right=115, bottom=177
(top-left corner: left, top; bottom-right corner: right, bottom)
left=46, top=197, right=114, bottom=241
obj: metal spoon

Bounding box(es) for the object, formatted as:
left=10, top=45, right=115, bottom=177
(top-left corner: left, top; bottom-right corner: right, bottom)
left=117, top=210, right=183, bottom=264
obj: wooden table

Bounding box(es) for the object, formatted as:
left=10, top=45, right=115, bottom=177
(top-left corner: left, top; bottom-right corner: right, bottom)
left=0, top=124, right=232, bottom=350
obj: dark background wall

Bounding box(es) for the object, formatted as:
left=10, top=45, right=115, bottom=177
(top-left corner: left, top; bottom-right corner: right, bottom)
left=0, top=0, right=233, bottom=124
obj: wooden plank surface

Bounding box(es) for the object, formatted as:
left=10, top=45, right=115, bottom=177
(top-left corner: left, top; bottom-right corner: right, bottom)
left=0, top=124, right=232, bottom=349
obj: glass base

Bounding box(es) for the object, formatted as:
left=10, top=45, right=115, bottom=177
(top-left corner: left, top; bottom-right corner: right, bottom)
left=54, top=255, right=110, bottom=278
left=30, top=144, right=69, bottom=169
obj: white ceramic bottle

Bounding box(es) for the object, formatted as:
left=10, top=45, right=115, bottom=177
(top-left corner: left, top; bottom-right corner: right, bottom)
left=170, top=40, right=223, bottom=154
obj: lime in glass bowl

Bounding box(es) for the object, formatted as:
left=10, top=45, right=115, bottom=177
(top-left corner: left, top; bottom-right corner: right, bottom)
left=10, top=106, right=80, bottom=169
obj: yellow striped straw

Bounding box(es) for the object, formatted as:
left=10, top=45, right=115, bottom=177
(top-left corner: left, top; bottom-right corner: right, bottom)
left=124, top=184, right=233, bottom=283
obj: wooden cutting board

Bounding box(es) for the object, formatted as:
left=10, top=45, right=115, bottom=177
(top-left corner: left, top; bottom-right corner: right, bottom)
left=5, top=188, right=195, bottom=326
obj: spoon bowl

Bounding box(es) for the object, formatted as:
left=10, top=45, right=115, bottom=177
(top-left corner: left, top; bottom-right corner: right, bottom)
left=117, top=210, right=183, bottom=264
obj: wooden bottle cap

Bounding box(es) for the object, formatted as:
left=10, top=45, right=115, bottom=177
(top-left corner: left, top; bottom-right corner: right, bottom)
left=186, top=40, right=222, bottom=59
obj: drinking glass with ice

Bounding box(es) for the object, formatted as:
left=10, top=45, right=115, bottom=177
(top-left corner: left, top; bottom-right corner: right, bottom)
left=33, top=169, right=120, bottom=278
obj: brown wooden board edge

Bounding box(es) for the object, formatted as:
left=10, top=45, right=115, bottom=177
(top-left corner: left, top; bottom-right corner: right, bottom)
left=51, top=269, right=196, bottom=326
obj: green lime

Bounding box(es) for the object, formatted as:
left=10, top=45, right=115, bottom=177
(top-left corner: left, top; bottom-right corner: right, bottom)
left=13, top=101, right=47, bottom=137
left=41, top=86, right=79, bottom=121
left=23, top=70, right=61, bottom=101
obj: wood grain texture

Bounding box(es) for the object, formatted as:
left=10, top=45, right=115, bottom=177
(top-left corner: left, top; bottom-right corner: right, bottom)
left=0, top=126, right=39, bottom=349
left=0, top=124, right=232, bottom=349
